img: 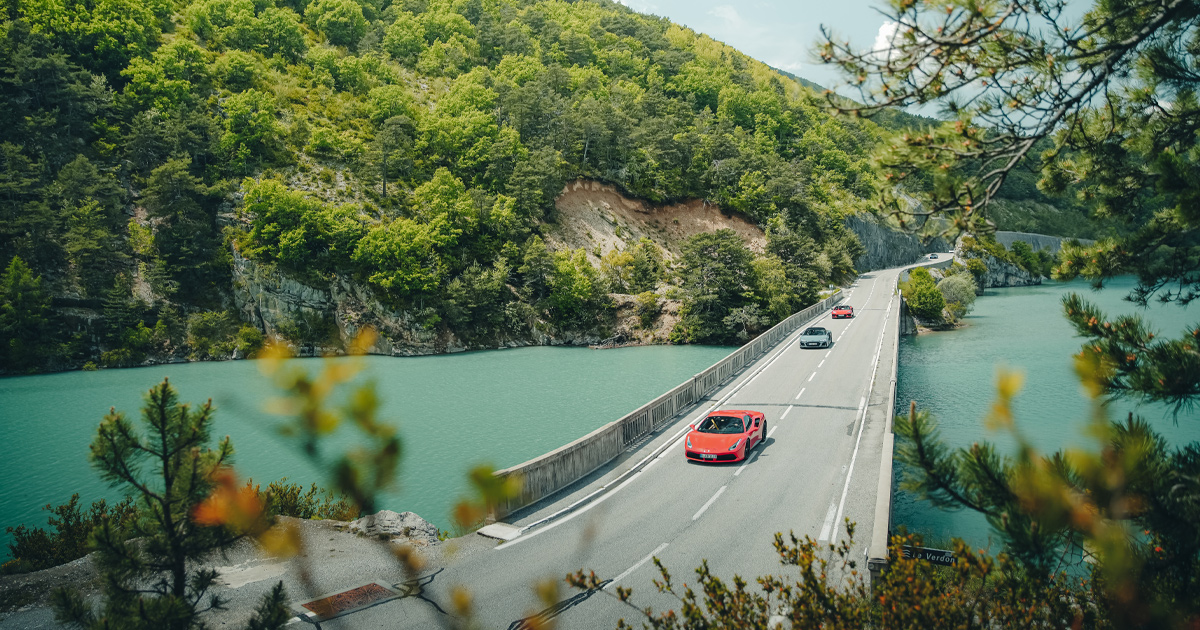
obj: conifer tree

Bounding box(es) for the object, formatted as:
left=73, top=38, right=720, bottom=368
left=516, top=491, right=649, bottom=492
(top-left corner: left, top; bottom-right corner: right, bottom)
left=51, top=378, right=288, bottom=630
left=0, top=255, right=51, bottom=371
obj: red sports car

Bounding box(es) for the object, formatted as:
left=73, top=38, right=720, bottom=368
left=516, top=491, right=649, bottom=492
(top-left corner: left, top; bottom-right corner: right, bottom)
left=832, top=305, right=854, bottom=319
left=685, top=410, right=767, bottom=463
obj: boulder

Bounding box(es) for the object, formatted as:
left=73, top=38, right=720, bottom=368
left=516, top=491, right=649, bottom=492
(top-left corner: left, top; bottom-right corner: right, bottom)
left=347, top=510, right=440, bottom=544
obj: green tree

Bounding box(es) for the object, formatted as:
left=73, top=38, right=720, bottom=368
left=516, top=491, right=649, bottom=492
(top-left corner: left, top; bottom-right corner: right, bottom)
left=672, top=229, right=754, bottom=344
left=627, top=238, right=663, bottom=294
left=186, top=311, right=240, bottom=359
left=51, top=379, right=289, bottom=630
left=63, top=199, right=121, bottom=296
left=255, top=7, right=306, bottom=60
left=545, top=248, right=609, bottom=330
left=305, top=0, right=366, bottom=48
left=819, top=0, right=1199, bottom=404
left=965, top=257, right=988, bottom=286
left=219, top=89, right=280, bottom=173
left=382, top=11, right=425, bottom=63
left=937, top=273, right=977, bottom=324
left=142, top=157, right=226, bottom=299
left=902, top=267, right=945, bottom=322
left=0, top=255, right=52, bottom=372
left=359, top=115, right=413, bottom=197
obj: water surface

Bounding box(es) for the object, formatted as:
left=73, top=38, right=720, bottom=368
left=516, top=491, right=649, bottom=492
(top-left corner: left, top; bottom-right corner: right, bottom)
left=895, top=277, right=1200, bottom=549
left=0, top=344, right=734, bottom=553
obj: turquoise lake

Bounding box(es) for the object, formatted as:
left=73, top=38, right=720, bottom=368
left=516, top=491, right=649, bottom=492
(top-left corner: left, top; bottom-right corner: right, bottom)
left=0, top=344, right=735, bottom=555
left=894, top=276, right=1200, bottom=549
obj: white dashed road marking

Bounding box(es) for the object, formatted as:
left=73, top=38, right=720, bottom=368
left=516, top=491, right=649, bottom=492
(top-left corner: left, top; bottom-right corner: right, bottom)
left=605, top=542, right=669, bottom=589
left=692, top=486, right=727, bottom=521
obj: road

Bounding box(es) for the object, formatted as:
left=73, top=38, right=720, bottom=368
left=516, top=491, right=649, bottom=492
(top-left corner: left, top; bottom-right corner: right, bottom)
left=315, top=260, right=916, bottom=629
left=0, top=260, right=937, bottom=630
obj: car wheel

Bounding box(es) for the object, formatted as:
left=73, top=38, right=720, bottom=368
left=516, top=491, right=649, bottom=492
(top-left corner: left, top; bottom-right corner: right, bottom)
left=761, top=422, right=768, bottom=447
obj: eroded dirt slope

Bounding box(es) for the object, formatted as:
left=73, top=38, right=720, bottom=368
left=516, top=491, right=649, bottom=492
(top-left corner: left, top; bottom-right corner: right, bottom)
left=546, top=179, right=766, bottom=266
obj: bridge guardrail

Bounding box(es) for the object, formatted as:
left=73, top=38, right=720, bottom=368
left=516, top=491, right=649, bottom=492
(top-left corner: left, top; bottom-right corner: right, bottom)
left=492, top=291, right=845, bottom=519
left=868, top=256, right=954, bottom=583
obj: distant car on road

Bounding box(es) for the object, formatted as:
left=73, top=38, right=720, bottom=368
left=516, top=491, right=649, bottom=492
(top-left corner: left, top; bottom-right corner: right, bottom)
left=929, top=253, right=939, bottom=259
left=799, top=326, right=832, bottom=348
left=685, top=410, right=766, bottom=463
left=832, top=304, right=854, bottom=319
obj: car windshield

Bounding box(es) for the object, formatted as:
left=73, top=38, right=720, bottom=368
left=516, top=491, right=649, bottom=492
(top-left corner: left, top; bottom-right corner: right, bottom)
left=803, top=327, right=827, bottom=335
left=696, top=415, right=744, bottom=434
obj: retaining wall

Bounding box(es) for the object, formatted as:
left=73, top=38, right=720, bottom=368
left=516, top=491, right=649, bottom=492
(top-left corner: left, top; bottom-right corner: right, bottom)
left=868, top=256, right=953, bottom=583
left=492, top=292, right=845, bottom=519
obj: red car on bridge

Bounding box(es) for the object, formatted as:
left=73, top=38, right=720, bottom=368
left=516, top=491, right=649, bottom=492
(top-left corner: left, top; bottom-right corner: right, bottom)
left=832, top=304, right=854, bottom=319
left=685, top=410, right=766, bottom=463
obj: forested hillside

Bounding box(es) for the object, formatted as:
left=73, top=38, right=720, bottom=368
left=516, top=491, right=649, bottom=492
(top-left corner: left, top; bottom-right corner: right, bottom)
left=1, top=0, right=889, bottom=372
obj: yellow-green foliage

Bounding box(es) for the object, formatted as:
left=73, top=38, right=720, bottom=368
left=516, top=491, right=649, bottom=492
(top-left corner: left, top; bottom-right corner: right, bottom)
left=1, top=0, right=892, bottom=369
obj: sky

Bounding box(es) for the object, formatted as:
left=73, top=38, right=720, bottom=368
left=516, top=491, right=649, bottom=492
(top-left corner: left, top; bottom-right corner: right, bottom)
left=616, top=0, right=896, bottom=92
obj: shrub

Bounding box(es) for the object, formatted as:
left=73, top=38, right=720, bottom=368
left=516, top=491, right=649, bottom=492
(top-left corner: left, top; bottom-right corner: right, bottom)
left=635, top=291, right=660, bottom=328
left=186, top=311, right=240, bottom=359
left=966, top=258, right=988, bottom=284
left=261, top=480, right=359, bottom=520
left=236, top=325, right=265, bottom=357
left=937, top=273, right=978, bottom=323
left=902, top=267, right=945, bottom=321
left=2, top=494, right=137, bottom=574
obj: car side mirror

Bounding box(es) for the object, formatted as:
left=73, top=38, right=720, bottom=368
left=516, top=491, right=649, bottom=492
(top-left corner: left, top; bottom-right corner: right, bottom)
left=689, top=424, right=695, bottom=431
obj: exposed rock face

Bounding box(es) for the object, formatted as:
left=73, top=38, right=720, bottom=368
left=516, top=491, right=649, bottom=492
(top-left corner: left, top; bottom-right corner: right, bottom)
left=231, top=247, right=608, bottom=356
left=347, top=510, right=440, bottom=545
left=845, top=214, right=950, bottom=272
left=966, top=252, right=1042, bottom=289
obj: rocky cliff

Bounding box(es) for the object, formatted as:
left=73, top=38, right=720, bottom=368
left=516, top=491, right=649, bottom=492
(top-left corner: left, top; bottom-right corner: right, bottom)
left=845, top=214, right=950, bottom=272
left=973, top=253, right=1042, bottom=289
left=230, top=248, right=613, bottom=357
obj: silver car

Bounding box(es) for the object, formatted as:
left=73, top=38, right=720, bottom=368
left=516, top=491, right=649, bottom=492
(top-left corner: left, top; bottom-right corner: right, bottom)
left=799, top=326, right=832, bottom=348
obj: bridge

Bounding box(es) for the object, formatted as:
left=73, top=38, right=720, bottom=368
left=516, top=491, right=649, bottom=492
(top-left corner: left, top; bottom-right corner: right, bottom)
left=360, top=256, right=949, bottom=628
left=0, top=258, right=952, bottom=630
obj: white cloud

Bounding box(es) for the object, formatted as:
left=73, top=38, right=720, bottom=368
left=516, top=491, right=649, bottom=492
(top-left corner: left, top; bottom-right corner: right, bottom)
left=709, top=5, right=742, bottom=24
left=774, top=60, right=804, bottom=73
left=872, top=20, right=900, bottom=61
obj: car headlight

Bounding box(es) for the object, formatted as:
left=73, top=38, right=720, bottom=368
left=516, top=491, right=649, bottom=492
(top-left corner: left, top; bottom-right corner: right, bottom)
left=729, top=439, right=742, bottom=451
left=687, top=436, right=692, bottom=449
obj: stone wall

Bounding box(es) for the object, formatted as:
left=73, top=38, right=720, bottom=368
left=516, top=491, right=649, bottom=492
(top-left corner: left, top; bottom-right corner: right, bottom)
left=993, top=231, right=1092, bottom=255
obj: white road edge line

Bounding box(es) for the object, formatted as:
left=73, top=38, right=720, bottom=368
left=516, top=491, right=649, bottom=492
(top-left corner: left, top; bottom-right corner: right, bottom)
left=605, top=542, right=669, bottom=590
left=780, top=405, right=792, bottom=419
left=808, top=372, right=816, bottom=382
left=498, top=304, right=830, bottom=549
left=794, top=387, right=805, bottom=400
left=692, top=485, right=727, bottom=521
left=817, top=501, right=837, bottom=541
left=825, top=350, right=832, bottom=358
left=818, top=360, right=825, bottom=368
left=767, top=425, right=778, bottom=437
left=831, top=280, right=896, bottom=541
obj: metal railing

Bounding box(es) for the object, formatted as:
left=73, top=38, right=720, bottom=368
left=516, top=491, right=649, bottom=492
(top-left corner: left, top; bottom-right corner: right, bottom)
left=493, top=291, right=844, bottom=518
